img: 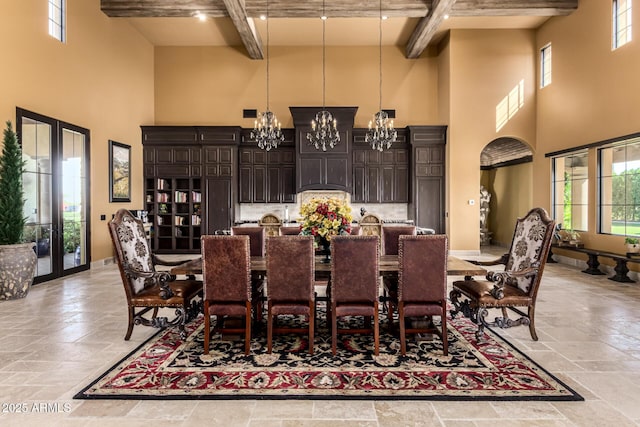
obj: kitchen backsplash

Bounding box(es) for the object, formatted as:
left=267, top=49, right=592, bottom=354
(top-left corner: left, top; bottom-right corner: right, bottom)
left=237, top=202, right=409, bottom=223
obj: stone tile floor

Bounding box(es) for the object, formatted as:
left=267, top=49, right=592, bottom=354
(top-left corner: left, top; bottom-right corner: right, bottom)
left=1, top=248, right=640, bottom=426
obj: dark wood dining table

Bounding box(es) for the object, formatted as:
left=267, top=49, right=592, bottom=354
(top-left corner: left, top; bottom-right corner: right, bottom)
left=170, top=255, right=487, bottom=277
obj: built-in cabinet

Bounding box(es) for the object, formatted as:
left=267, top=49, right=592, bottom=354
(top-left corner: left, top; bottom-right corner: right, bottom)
left=407, top=125, right=447, bottom=233
left=142, top=122, right=447, bottom=253
left=142, top=126, right=239, bottom=253
left=352, top=128, right=409, bottom=203
left=238, top=129, right=296, bottom=204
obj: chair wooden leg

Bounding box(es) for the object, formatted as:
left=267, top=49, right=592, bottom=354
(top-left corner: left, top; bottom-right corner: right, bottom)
left=309, top=301, right=315, bottom=355
left=267, top=302, right=273, bottom=353
left=203, top=302, right=211, bottom=355
left=373, top=301, right=379, bottom=356
left=331, top=302, right=338, bottom=355
left=441, top=301, right=448, bottom=356
left=399, top=302, right=406, bottom=355
left=528, top=305, right=538, bottom=341
left=125, top=307, right=135, bottom=340
left=245, top=301, right=252, bottom=355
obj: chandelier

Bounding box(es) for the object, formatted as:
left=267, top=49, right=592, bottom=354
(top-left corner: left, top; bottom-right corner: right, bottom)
left=307, top=0, right=340, bottom=151
left=365, top=0, right=397, bottom=151
left=251, top=0, right=284, bottom=151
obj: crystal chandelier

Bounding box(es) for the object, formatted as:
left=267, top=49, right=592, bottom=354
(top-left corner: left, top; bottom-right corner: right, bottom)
left=251, top=0, right=284, bottom=151
left=307, top=0, right=340, bottom=151
left=365, top=0, right=397, bottom=152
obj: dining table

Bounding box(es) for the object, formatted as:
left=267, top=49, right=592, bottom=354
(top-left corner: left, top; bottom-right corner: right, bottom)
left=170, top=255, right=487, bottom=278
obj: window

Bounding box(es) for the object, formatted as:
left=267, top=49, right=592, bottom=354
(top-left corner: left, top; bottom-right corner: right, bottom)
left=552, top=152, right=588, bottom=231
left=599, top=137, right=640, bottom=236
left=48, top=0, right=65, bottom=42
left=613, top=0, right=632, bottom=49
left=540, top=44, right=552, bottom=88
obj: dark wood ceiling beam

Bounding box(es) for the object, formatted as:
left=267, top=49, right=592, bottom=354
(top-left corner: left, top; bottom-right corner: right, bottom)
left=222, top=0, right=263, bottom=59
left=100, top=0, right=227, bottom=17
left=451, top=0, right=578, bottom=17
left=406, top=0, right=455, bottom=59
left=245, top=1, right=428, bottom=18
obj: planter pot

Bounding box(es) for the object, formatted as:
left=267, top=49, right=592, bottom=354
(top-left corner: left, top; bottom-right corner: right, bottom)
left=0, top=243, right=37, bottom=300
left=626, top=243, right=640, bottom=254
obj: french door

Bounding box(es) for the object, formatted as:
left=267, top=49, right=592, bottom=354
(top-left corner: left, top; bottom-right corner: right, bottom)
left=17, top=108, right=91, bottom=284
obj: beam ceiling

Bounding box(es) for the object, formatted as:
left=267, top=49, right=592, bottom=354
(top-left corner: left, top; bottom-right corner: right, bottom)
left=100, top=0, right=578, bottom=58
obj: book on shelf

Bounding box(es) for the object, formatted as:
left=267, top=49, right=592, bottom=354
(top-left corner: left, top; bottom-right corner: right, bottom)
left=174, top=191, right=188, bottom=203
left=191, top=215, right=201, bottom=226
left=192, top=191, right=201, bottom=202
left=156, top=178, right=169, bottom=190
left=175, top=216, right=187, bottom=226
left=156, top=193, right=169, bottom=202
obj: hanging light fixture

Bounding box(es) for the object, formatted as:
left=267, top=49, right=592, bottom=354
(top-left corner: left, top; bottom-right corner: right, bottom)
left=251, top=0, right=284, bottom=151
left=365, top=0, right=397, bottom=151
left=306, top=0, right=340, bottom=151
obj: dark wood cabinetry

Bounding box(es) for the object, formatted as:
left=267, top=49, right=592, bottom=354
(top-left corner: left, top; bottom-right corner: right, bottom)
left=238, top=129, right=296, bottom=204
left=407, top=126, right=447, bottom=233
left=352, top=128, right=409, bottom=203
left=290, top=107, right=357, bottom=193
left=142, top=126, right=239, bottom=253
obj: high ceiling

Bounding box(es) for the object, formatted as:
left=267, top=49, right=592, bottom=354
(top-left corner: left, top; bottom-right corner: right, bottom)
left=101, top=0, right=578, bottom=59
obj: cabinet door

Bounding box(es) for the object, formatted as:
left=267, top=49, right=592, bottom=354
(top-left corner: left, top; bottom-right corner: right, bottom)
left=415, top=176, right=444, bottom=233
left=381, top=166, right=394, bottom=203
left=367, top=167, right=380, bottom=203
left=352, top=165, right=366, bottom=203
left=253, top=166, right=267, bottom=203
left=281, top=165, right=296, bottom=203
left=238, top=165, right=253, bottom=203
left=394, top=164, right=409, bottom=202
left=205, top=178, right=232, bottom=234
left=267, top=166, right=281, bottom=203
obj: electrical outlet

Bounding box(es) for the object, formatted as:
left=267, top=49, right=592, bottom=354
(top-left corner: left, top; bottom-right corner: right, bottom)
left=100, top=214, right=106, bottom=220
left=468, top=199, right=475, bottom=205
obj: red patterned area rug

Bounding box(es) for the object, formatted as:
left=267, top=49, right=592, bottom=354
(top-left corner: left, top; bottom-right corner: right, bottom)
left=74, top=312, right=582, bottom=401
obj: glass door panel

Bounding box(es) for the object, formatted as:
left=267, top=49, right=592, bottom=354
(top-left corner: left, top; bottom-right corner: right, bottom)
left=61, top=127, right=87, bottom=272
left=21, top=117, right=55, bottom=280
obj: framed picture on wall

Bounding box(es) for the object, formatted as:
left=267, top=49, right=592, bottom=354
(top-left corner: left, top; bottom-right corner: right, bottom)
left=109, top=140, right=131, bottom=202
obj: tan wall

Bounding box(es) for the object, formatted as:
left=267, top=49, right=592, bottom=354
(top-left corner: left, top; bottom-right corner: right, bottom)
left=447, top=29, right=538, bottom=251
left=0, top=0, right=155, bottom=261
left=535, top=0, right=640, bottom=256
left=153, top=45, right=440, bottom=128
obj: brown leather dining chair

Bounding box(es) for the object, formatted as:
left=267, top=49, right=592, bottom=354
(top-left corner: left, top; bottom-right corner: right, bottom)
left=381, top=225, right=416, bottom=323
left=201, top=235, right=252, bottom=355
left=266, top=236, right=315, bottom=354
left=395, top=235, right=449, bottom=356
left=450, top=207, right=555, bottom=341
left=330, top=235, right=380, bottom=356
left=108, top=209, right=202, bottom=340
left=279, top=225, right=301, bottom=235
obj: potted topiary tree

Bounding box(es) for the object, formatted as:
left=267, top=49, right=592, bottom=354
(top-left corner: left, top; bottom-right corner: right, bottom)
left=0, top=121, right=36, bottom=300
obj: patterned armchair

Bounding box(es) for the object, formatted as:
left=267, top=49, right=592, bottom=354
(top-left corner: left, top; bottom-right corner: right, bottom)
left=108, top=209, right=202, bottom=340
left=450, top=207, right=555, bottom=341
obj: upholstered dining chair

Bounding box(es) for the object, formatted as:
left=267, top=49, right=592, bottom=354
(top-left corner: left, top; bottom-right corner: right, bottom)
left=450, top=207, right=555, bottom=341
left=381, top=225, right=417, bottom=322
left=396, top=235, right=449, bottom=356
left=201, top=235, right=253, bottom=355
left=330, top=235, right=380, bottom=356
left=108, top=209, right=202, bottom=340
left=230, top=226, right=266, bottom=321
left=279, top=225, right=301, bottom=235
left=266, top=236, right=315, bottom=354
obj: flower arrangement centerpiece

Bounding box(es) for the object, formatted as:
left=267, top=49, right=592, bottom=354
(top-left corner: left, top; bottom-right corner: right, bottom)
left=299, top=197, right=353, bottom=250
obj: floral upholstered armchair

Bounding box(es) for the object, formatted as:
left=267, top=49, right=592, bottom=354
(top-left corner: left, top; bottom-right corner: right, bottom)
left=108, top=209, right=202, bottom=340
left=450, top=207, right=555, bottom=341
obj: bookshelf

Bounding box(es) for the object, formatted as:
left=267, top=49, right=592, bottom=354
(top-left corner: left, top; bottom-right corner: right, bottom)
left=145, top=177, right=202, bottom=253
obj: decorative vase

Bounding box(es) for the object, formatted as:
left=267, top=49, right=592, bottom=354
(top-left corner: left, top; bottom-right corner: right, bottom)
left=626, top=243, right=640, bottom=254
left=0, top=243, right=37, bottom=300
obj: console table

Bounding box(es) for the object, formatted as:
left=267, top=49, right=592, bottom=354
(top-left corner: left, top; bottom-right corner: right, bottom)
left=550, top=244, right=640, bottom=283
